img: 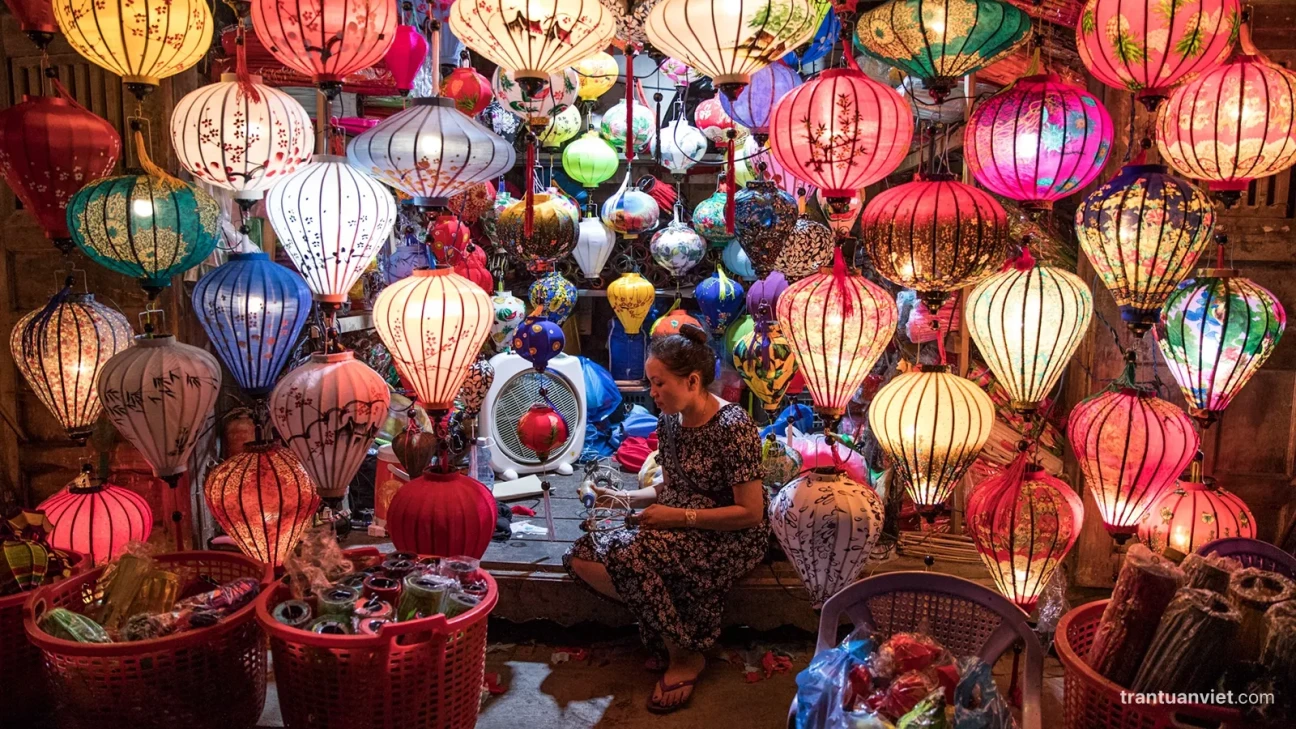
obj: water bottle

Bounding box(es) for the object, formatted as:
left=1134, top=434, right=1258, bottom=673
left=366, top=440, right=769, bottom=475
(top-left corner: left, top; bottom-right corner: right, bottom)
left=474, top=437, right=496, bottom=491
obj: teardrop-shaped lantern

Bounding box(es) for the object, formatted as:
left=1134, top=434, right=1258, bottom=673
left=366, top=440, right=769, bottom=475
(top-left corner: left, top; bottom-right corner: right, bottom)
left=660, top=120, right=708, bottom=177
left=776, top=217, right=834, bottom=281
left=393, top=425, right=437, bottom=476
left=204, top=441, right=320, bottom=566
left=573, top=215, right=617, bottom=279
left=528, top=271, right=579, bottom=324
left=721, top=61, right=801, bottom=139
left=650, top=218, right=707, bottom=278
left=733, top=321, right=799, bottom=411
left=735, top=179, right=798, bottom=277
left=56, top=0, right=212, bottom=97
left=563, top=130, right=620, bottom=189
left=770, top=468, right=884, bottom=608
left=499, top=194, right=580, bottom=268
left=251, top=0, right=397, bottom=94
left=449, top=0, right=615, bottom=83
left=695, top=267, right=746, bottom=334
left=608, top=272, right=656, bottom=335
left=387, top=471, right=496, bottom=559
left=384, top=24, right=429, bottom=95
left=1137, top=476, right=1255, bottom=555
left=38, top=467, right=153, bottom=566
left=270, top=351, right=391, bottom=500
left=490, top=290, right=528, bottom=351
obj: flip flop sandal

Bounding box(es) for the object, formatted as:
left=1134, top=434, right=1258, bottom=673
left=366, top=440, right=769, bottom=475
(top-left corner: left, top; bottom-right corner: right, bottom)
left=646, top=677, right=698, bottom=714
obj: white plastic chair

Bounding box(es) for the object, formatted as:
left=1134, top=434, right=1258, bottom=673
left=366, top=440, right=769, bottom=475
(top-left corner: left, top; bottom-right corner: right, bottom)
left=789, top=571, right=1043, bottom=729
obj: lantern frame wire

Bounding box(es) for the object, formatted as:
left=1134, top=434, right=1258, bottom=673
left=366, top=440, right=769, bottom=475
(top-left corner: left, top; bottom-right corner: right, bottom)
left=204, top=440, right=321, bottom=566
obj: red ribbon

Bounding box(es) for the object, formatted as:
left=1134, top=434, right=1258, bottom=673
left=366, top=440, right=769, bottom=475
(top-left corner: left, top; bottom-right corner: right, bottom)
left=725, top=143, right=736, bottom=236
left=524, top=140, right=536, bottom=238
left=830, top=247, right=854, bottom=317
left=235, top=26, right=261, bottom=104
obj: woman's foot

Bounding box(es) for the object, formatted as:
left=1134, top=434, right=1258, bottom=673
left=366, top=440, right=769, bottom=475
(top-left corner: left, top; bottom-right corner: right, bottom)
left=646, top=652, right=705, bottom=713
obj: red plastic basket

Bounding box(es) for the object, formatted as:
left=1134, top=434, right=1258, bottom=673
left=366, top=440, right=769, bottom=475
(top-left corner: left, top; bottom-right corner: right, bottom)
left=253, top=548, right=498, bottom=729
left=24, top=551, right=274, bottom=729
left=0, top=551, right=84, bottom=729
left=1056, top=600, right=1244, bottom=729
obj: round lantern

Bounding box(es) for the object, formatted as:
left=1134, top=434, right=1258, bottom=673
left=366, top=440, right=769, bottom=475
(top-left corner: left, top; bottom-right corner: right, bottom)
left=964, top=74, right=1114, bottom=211
left=608, top=272, right=656, bottom=335
left=449, top=0, right=615, bottom=84
left=529, top=271, right=579, bottom=324
left=652, top=309, right=703, bottom=338
left=374, top=269, right=493, bottom=413
left=393, top=426, right=437, bottom=476
left=491, top=290, right=528, bottom=350
left=204, top=442, right=320, bottom=566
left=650, top=218, right=707, bottom=278
left=762, top=438, right=803, bottom=491
left=251, top=0, right=397, bottom=94
left=733, top=322, right=799, bottom=411
left=966, top=453, right=1085, bottom=612
left=770, top=467, right=885, bottom=608
left=268, top=156, right=397, bottom=306
left=55, top=0, right=212, bottom=97
left=442, top=65, right=494, bottom=116
left=457, top=356, right=495, bottom=420
left=539, top=106, right=582, bottom=151
left=695, top=267, right=745, bottom=334
left=601, top=176, right=661, bottom=238
left=662, top=57, right=697, bottom=87
left=769, top=68, right=913, bottom=207
left=498, top=193, right=580, bottom=267
left=514, top=316, right=566, bottom=373
left=1077, top=0, right=1240, bottom=106
left=817, top=188, right=865, bottom=238
left=492, top=67, right=580, bottom=128
left=1067, top=356, right=1200, bottom=540
left=601, top=99, right=656, bottom=154
left=776, top=217, right=834, bottom=281
left=660, top=120, right=708, bottom=176
left=11, top=286, right=132, bottom=441
left=776, top=249, right=898, bottom=419
left=869, top=365, right=995, bottom=513
left=563, top=130, right=620, bottom=188
left=747, top=271, right=789, bottom=321
left=1138, top=477, right=1255, bottom=555
left=192, top=252, right=311, bottom=398
left=1075, top=163, right=1216, bottom=335
left=694, top=97, right=748, bottom=148
left=967, top=262, right=1094, bottom=413
left=723, top=239, right=758, bottom=280
left=0, top=90, right=121, bottom=252
left=1156, top=269, right=1285, bottom=426
left=693, top=188, right=735, bottom=245
left=645, top=0, right=820, bottom=98
left=387, top=470, right=496, bottom=559
left=270, top=351, right=391, bottom=500
left=575, top=52, right=619, bottom=102
left=5, top=0, right=58, bottom=47
left=384, top=24, right=429, bottom=95
left=98, top=335, right=222, bottom=479
left=860, top=174, right=1009, bottom=311
left=721, top=61, right=801, bottom=139
left=573, top=215, right=617, bottom=279
left=449, top=181, right=497, bottom=225
left=734, top=180, right=798, bottom=277
left=39, top=468, right=153, bottom=566
left=518, top=403, right=569, bottom=460
left=170, top=74, right=313, bottom=199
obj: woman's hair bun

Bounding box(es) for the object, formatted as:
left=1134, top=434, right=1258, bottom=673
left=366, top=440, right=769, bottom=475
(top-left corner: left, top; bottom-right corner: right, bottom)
left=679, top=323, right=708, bottom=345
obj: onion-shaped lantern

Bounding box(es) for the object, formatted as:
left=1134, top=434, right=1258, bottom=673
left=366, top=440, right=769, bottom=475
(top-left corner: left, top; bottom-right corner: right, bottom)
left=387, top=471, right=496, bottom=559
left=575, top=52, right=619, bottom=102
left=170, top=74, right=313, bottom=199
left=204, top=442, right=320, bottom=566
left=1077, top=0, right=1240, bottom=107
left=499, top=194, right=580, bottom=268
left=514, top=316, right=566, bottom=373
left=268, top=156, right=397, bottom=306
left=660, top=120, right=708, bottom=177
left=601, top=174, right=660, bottom=238
left=1155, top=268, right=1285, bottom=427
left=769, top=68, right=913, bottom=208
left=492, top=67, right=580, bottom=128
left=449, top=0, right=615, bottom=84
left=694, top=97, right=748, bottom=149
left=270, top=351, right=391, bottom=500
left=776, top=249, right=898, bottom=420
left=721, top=61, right=802, bottom=139
left=733, top=321, right=798, bottom=411
left=529, top=271, right=579, bottom=324
left=539, top=106, right=582, bottom=151
left=608, top=272, right=656, bottom=335
left=5, top=0, right=58, bottom=47
left=491, top=290, right=528, bottom=351
left=251, top=0, right=397, bottom=94
left=384, top=24, right=428, bottom=95
left=693, top=187, right=735, bottom=245
left=602, top=99, right=657, bottom=154
left=695, top=267, right=746, bottom=334
left=869, top=365, right=995, bottom=514
left=776, top=218, right=834, bottom=281
left=1138, top=476, right=1255, bottom=555
left=1067, top=355, right=1200, bottom=540
left=734, top=179, right=798, bottom=277
left=374, top=269, right=493, bottom=413
left=860, top=174, right=1009, bottom=311
left=855, top=0, right=1031, bottom=102
left=747, top=271, right=789, bottom=321
left=348, top=97, right=515, bottom=207
left=967, top=259, right=1094, bottom=413
left=563, top=130, right=620, bottom=189
left=650, top=216, right=707, bottom=278
left=442, top=64, right=494, bottom=116
left=1075, top=163, right=1216, bottom=336
left=10, top=284, right=132, bottom=441
left=39, top=467, right=153, bottom=566
left=573, top=215, right=616, bottom=279
left=192, top=252, right=312, bottom=398
left=966, top=452, right=1085, bottom=612
left=964, top=74, right=1114, bottom=211
left=55, top=0, right=212, bottom=97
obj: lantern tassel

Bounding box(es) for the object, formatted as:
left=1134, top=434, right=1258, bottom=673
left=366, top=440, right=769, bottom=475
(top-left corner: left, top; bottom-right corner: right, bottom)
left=235, top=27, right=261, bottom=104
left=624, top=47, right=636, bottom=163
left=725, top=144, right=736, bottom=236
left=524, top=139, right=536, bottom=238
left=830, top=246, right=854, bottom=317
left=133, top=130, right=185, bottom=186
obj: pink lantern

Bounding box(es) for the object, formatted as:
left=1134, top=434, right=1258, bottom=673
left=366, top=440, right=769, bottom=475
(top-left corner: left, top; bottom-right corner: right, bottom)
left=38, top=467, right=153, bottom=566
left=694, top=97, right=747, bottom=149
left=1138, top=476, right=1254, bottom=555
left=383, top=25, right=428, bottom=95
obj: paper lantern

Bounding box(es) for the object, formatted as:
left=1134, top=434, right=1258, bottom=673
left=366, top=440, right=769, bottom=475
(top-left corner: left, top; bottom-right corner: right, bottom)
left=721, top=62, right=801, bottom=138
left=652, top=309, right=702, bottom=338
left=529, top=271, right=578, bottom=324
left=601, top=99, right=656, bottom=155
left=250, top=0, right=397, bottom=94
left=10, top=285, right=132, bottom=441
left=491, top=67, right=580, bottom=127
left=518, top=403, right=569, bottom=460
left=869, top=365, right=995, bottom=512
left=170, top=74, right=313, bottom=199
left=1156, top=269, right=1285, bottom=426
left=98, top=335, right=222, bottom=479
left=491, top=291, right=528, bottom=350
left=645, top=0, right=820, bottom=98
left=575, top=52, right=619, bottom=102
left=204, top=442, right=320, bottom=566
left=601, top=176, right=660, bottom=238
left=608, top=272, right=656, bottom=335
left=1138, top=478, right=1254, bottom=555
left=693, top=188, right=735, bottom=244
left=660, top=120, right=708, bottom=176
left=387, top=471, right=496, bottom=559
left=650, top=218, right=707, bottom=278
left=55, top=0, right=212, bottom=97
left=747, top=271, right=789, bottom=321
left=514, top=315, right=566, bottom=373
left=5, top=0, right=57, bottom=47
left=449, top=0, right=615, bottom=85
left=442, top=65, right=494, bottom=116
left=0, top=89, right=121, bottom=252
left=695, top=267, right=745, bottom=334
left=39, top=468, right=153, bottom=566
left=1075, top=163, right=1216, bottom=335
left=458, top=356, right=495, bottom=420
left=499, top=193, right=580, bottom=268
left=966, top=453, right=1085, bottom=612
left=776, top=218, right=834, bottom=281
left=348, top=97, right=516, bottom=207
left=734, top=180, right=798, bottom=277
left=1067, top=357, right=1200, bottom=540
left=770, top=468, right=884, bottom=608
left=191, top=252, right=311, bottom=398
left=661, top=57, right=696, bottom=87
left=860, top=174, right=1009, bottom=311
left=967, top=261, right=1094, bottom=413
left=769, top=68, right=913, bottom=207
left=374, top=268, right=493, bottom=413
left=723, top=239, right=757, bottom=280
left=694, top=97, right=748, bottom=148
left=733, top=322, right=798, bottom=411
left=384, top=24, right=429, bottom=95
left=573, top=215, right=617, bottom=279
left=776, top=249, right=897, bottom=419
left=562, top=130, right=620, bottom=189
left=964, top=74, right=1114, bottom=211
left=1077, top=0, right=1240, bottom=106
left=817, top=187, right=864, bottom=237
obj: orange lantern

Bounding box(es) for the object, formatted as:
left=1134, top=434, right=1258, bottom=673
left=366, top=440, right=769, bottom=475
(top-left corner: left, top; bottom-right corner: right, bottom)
left=203, top=442, right=320, bottom=567
left=1138, top=475, right=1254, bottom=555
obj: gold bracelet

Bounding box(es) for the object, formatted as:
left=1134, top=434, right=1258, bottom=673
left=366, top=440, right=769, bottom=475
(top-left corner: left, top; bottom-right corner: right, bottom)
left=684, top=509, right=697, bottom=527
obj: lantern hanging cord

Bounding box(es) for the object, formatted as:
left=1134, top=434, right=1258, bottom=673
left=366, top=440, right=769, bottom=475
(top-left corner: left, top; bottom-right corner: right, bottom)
left=130, top=121, right=184, bottom=186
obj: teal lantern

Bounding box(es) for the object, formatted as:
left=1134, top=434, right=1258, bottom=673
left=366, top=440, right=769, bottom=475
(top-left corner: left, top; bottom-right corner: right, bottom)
left=692, top=188, right=733, bottom=246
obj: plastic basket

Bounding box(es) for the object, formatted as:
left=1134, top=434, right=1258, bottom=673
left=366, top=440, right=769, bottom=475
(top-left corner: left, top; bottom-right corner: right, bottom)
left=1198, top=537, right=1296, bottom=579
left=253, top=547, right=498, bottom=729
left=0, top=551, right=84, bottom=729
left=1055, top=600, right=1244, bottom=729
left=24, top=551, right=274, bottom=729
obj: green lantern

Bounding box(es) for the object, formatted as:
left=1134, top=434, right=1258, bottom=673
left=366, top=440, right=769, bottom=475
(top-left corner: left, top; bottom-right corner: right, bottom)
left=562, top=130, right=619, bottom=190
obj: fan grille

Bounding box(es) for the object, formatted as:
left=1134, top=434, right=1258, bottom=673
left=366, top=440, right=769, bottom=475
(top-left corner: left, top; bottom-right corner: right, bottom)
left=494, top=369, right=579, bottom=466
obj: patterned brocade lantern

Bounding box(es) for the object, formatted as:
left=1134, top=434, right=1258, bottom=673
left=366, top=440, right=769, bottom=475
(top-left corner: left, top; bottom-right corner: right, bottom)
left=449, top=0, right=616, bottom=84
left=204, top=442, right=320, bottom=566
left=55, top=0, right=212, bottom=97
left=1138, top=477, right=1254, bottom=555
left=499, top=194, right=580, bottom=268
left=734, top=180, right=798, bottom=277
left=251, top=0, right=397, bottom=94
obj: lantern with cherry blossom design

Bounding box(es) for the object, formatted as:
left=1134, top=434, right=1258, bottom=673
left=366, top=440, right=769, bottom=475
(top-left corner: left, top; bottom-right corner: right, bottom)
left=55, top=0, right=212, bottom=98
left=449, top=0, right=616, bottom=89
left=251, top=0, right=397, bottom=95
left=204, top=442, right=320, bottom=566
left=1138, top=476, right=1254, bottom=555
left=39, top=467, right=153, bottom=566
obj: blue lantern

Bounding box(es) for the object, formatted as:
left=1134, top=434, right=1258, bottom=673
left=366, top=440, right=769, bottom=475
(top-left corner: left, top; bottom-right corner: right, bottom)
left=784, top=9, right=840, bottom=68
left=528, top=271, right=578, bottom=324
left=720, top=61, right=801, bottom=138
left=608, top=318, right=648, bottom=382
left=191, top=252, right=311, bottom=397
left=695, top=267, right=746, bottom=334
left=722, top=240, right=757, bottom=280
left=514, top=315, right=565, bottom=373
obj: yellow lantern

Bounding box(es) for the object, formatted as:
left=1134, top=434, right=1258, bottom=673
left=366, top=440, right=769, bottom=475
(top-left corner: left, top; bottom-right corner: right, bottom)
left=574, top=52, right=619, bottom=102
left=732, top=322, right=799, bottom=412
left=608, top=272, right=656, bottom=335
left=54, top=0, right=212, bottom=98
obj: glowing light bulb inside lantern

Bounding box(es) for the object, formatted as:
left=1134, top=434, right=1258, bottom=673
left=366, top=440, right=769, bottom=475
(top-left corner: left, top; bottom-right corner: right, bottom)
left=1015, top=132, right=1038, bottom=161
left=1171, top=524, right=1191, bottom=553
left=132, top=199, right=154, bottom=217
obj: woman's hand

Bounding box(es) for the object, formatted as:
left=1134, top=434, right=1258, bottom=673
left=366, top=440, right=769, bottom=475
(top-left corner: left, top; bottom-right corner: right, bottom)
left=635, top=504, right=685, bottom=529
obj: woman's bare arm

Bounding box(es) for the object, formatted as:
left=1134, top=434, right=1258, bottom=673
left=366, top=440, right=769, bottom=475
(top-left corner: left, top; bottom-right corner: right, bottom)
left=687, top=479, right=764, bottom=531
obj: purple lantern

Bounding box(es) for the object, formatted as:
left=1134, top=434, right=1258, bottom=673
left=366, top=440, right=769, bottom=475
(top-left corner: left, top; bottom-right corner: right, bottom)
left=721, top=62, right=801, bottom=139
left=513, top=315, right=565, bottom=373
left=747, top=272, right=788, bottom=323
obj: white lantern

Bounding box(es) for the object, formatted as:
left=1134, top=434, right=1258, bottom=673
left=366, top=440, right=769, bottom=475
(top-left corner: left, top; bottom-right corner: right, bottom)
left=267, top=155, right=397, bottom=305
left=269, top=351, right=391, bottom=500
left=491, top=67, right=580, bottom=128
left=448, top=0, right=616, bottom=82
left=538, top=105, right=582, bottom=150
left=573, top=215, right=617, bottom=280
left=659, top=119, right=707, bottom=176
left=601, top=99, right=657, bottom=154
left=348, top=97, right=516, bottom=206
left=490, top=291, right=528, bottom=351
left=170, top=74, right=313, bottom=199
left=97, top=335, right=221, bottom=479
left=770, top=468, right=885, bottom=608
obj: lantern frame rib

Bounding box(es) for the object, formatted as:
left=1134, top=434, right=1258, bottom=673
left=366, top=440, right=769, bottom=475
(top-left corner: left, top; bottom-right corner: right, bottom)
left=204, top=441, right=320, bottom=566
left=448, top=0, right=617, bottom=80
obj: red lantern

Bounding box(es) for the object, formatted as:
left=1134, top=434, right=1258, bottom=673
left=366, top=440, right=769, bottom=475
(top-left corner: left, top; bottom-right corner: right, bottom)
left=38, top=467, right=153, bottom=566
left=0, top=85, right=121, bottom=252
left=1138, top=476, right=1254, bottom=555
left=455, top=249, right=494, bottom=293
left=4, top=0, right=57, bottom=47
left=442, top=66, right=494, bottom=117
left=386, top=471, right=496, bottom=559
left=429, top=214, right=472, bottom=261
left=203, top=442, right=321, bottom=567
left=383, top=24, right=428, bottom=96
left=517, top=403, right=569, bottom=461
left=250, top=0, right=398, bottom=94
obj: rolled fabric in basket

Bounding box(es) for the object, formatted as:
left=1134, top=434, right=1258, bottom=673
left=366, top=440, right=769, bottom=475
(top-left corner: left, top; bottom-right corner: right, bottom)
left=1181, top=552, right=1241, bottom=594
left=1087, top=544, right=1184, bottom=687
left=1229, top=568, right=1296, bottom=662
left=1261, top=600, right=1296, bottom=678
left=1131, top=588, right=1241, bottom=693
left=317, top=586, right=361, bottom=618
left=271, top=599, right=313, bottom=628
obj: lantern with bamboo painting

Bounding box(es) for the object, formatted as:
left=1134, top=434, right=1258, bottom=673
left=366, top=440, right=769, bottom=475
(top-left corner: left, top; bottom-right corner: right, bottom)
left=1138, top=476, right=1255, bottom=555
left=38, top=466, right=153, bottom=566
left=449, top=0, right=615, bottom=91
left=250, top=0, right=397, bottom=95
left=204, top=442, right=320, bottom=567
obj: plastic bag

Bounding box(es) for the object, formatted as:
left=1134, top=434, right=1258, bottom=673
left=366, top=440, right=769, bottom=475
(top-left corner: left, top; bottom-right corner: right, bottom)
left=579, top=356, right=623, bottom=424
left=760, top=402, right=815, bottom=440
left=896, top=689, right=948, bottom=728
left=952, top=657, right=1015, bottom=729
left=795, top=626, right=877, bottom=729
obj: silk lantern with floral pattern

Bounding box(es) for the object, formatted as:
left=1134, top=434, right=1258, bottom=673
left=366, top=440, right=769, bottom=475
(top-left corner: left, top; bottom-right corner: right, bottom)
left=449, top=0, right=615, bottom=86
left=574, top=51, right=618, bottom=102
left=251, top=0, right=397, bottom=94
left=777, top=218, right=834, bottom=281
left=499, top=194, right=580, bottom=268
left=492, top=67, right=580, bottom=128
left=650, top=217, right=708, bottom=278
left=1138, top=476, right=1254, bottom=555
left=695, top=267, right=746, bottom=333
left=491, top=290, right=528, bottom=351
left=204, top=442, right=320, bottom=566
left=39, top=467, right=153, bottom=566
left=695, top=97, right=748, bottom=149
left=608, top=272, right=656, bottom=335
left=55, top=0, right=212, bottom=97
left=660, top=120, right=708, bottom=176
left=442, top=63, right=494, bottom=116
left=529, top=271, right=579, bottom=324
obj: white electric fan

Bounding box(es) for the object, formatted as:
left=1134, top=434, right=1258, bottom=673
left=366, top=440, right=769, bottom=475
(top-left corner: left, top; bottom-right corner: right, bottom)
left=479, top=352, right=586, bottom=480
